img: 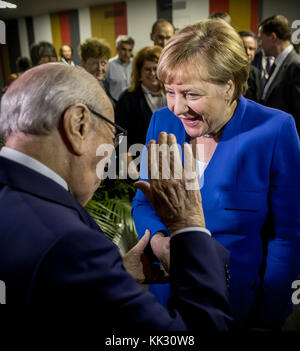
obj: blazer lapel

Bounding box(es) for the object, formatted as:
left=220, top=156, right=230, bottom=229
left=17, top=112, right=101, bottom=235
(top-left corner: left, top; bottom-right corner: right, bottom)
left=264, top=51, right=294, bottom=101
left=0, top=156, right=98, bottom=229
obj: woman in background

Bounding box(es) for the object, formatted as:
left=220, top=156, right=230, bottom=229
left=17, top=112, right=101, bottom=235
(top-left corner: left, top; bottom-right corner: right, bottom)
left=79, top=37, right=113, bottom=103
left=115, top=46, right=167, bottom=176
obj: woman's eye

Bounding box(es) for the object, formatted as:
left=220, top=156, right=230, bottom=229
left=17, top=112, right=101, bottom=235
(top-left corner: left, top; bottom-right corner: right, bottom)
left=186, top=93, right=199, bottom=99
left=166, top=90, right=174, bottom=96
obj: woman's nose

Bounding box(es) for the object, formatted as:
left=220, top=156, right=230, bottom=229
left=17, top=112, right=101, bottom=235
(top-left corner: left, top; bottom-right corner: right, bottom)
left=173, top=96, right=188, bottom=116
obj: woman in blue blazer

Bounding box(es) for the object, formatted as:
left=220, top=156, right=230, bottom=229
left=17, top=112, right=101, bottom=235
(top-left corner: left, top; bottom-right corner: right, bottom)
left=132, top=19, right=300, bottom=329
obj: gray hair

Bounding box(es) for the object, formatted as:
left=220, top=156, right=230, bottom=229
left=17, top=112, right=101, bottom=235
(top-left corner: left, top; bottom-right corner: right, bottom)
left=116, top=35, right=135, bottom=49
left=0, top=63, right=108, bottom=139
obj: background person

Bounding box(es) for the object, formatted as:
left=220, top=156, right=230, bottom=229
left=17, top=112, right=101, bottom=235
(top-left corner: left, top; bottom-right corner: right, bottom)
left=259, top=14, right=300, bottom=135
left=208, top=12, right=232, bottom=25
left=2, top=56, right=31, bottom=94
left=0, top=63, right=232, bottom=330
left=59, top=44, right=75, bottom=66
left=105, top=35, right=135, bottom=103
left=132, top=19, right=300, bottom=329
left=150, top=18, right=175, bottom=48
left=239, top=30, right=262, bottom=102
left=30, top=41, right=57, bottom=66
left=79, top=37, right=111, bottom=95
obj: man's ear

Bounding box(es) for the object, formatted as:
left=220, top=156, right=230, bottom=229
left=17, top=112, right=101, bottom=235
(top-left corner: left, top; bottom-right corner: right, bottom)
left=270, top=32, right=277, bottom=41
left=63, top=104, right=92, bottom=155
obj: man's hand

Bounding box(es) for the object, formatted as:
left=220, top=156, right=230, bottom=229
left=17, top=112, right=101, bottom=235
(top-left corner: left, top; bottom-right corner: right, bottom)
left=123, top=230, right=169, bottom=284
left=150, top=232, right=170, bottom=273
left=134, top=132, right=206, bottom=234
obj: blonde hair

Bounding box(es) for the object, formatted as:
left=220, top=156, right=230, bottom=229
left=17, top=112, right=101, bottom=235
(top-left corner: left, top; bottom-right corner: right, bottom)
left=129, top=45, right=163, bottom=92
left=157, top=19, right=249, bottom=102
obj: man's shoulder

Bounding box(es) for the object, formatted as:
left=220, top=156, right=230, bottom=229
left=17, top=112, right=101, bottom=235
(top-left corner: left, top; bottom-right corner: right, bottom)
left=281, top=50, right=300, bottom=75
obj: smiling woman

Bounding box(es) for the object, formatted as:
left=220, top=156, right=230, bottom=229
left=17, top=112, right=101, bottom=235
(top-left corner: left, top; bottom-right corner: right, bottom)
left=132, top=19, right=300, bottom=330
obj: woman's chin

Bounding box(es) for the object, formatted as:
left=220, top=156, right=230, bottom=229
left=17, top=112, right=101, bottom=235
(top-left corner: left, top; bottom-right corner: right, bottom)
left=184, top=124, right=205, bottom=139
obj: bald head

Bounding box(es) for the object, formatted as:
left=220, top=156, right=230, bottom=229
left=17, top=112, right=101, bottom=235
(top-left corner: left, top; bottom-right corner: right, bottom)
left=151, top=19, right=174, bottom=48
left=0, top=63, right=111, bottom=139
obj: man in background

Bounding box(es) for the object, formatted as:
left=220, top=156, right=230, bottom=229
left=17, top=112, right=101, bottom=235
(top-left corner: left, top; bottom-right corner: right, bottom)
left=105, top=35, right=135, bottom=103
left=208, top=12, right=232, bottom=25
left=239, top=30, right=262, bottom=102
left=259, top=14, right=300, bottom=134
left=150, top=18, right=174, bottom=48
left=59, top=44, right=75, bottom=66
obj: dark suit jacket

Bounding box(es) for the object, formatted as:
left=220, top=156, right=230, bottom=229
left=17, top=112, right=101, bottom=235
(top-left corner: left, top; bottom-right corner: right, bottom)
left=262, top=49, right=300, bottom=134
left=115, top=85, right=153, bottom=150
left=0, top=155, right=232, bottom=330
left=244, top=65, right=262, bottom=102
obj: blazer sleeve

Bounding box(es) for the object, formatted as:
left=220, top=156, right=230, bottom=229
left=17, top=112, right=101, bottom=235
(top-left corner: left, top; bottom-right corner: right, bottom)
left=289, top=63, right=300, bottom=134
left=31, top=227, right=233, bottom=331
left=257, top=116, right=300, bottom=328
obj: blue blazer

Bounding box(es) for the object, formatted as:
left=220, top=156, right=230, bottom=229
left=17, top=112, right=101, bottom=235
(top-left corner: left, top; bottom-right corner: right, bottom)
left=132, top=96, right=300, bottom=328
left=0, top=155, right=232, bottom=330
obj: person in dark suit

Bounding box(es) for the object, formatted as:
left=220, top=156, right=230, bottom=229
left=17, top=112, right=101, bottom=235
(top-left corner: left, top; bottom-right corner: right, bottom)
left=259, top=14, right=300, bottom=135
left=239, top=31, right=262, bottom=102
left=0, top=63, right=232, bottom=331
left=115, top=46, right=167, bottom=177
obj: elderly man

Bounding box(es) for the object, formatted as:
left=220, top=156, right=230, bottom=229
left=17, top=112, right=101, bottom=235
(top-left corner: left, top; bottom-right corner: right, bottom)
left=150, top=19, right=174, bottom=48
left=0, top=63, right=231, bottom=330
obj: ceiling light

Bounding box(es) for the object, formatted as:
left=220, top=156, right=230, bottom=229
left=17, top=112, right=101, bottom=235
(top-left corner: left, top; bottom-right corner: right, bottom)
left=0, top=1, right=17, bottom=8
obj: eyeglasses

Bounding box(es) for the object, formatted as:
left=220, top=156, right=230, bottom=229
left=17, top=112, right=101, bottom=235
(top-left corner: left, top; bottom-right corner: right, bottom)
left=86, top=106, right=127, bottom=148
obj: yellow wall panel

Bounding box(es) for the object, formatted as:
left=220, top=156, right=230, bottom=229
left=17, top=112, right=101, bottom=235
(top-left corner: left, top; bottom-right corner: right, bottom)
left=90, top=5, right=116, bottom=56
left=229, top=0, right=251, bottom=31
left=50, top=14, right=62, bottom=56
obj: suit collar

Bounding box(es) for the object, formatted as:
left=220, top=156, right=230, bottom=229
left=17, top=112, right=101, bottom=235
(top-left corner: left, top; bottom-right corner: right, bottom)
left=0, top=156, right=87, bottom=218
left=264, top=49, right=296, bottom=101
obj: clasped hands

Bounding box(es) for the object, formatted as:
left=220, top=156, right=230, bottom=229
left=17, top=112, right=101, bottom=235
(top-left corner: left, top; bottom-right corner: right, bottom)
left=123, top=132, right=206, bottom=283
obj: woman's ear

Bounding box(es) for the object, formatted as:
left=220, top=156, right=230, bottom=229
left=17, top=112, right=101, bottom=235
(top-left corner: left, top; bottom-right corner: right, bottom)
left=62, top=104, right=92, bottom=155
left=224, top=79, right=235, bottom=102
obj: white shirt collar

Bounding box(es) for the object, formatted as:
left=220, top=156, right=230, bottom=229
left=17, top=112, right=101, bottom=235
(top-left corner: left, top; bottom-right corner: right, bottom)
left=0, top=147, right=69, bottom=191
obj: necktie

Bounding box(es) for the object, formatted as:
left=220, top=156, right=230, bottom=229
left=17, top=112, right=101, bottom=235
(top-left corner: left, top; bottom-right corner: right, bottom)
left=265, top=62, right=276, bottom=85
left=265, top=56, right=271, bottom=74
